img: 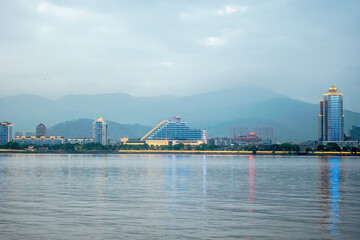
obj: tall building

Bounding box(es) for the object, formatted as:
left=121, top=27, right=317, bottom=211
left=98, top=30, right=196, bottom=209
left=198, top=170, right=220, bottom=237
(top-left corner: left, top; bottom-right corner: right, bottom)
left=0, top=121, right=13, bottom=145
left=93, top=118, right=108, bottom=145
left=36, top=123, right=47, bottom=137
left=318, top=86, right=344, bottom=142
left=26, top=132, right=34, bottom=137
left=141, top=115, right=207, bottom=145
left=350, top=125, right=360, bottom=141
left=254, top=127, right=274, bottom=141
left=15, top=131, right=22, bottom=137
left=228, top=127, right=249, bottom=138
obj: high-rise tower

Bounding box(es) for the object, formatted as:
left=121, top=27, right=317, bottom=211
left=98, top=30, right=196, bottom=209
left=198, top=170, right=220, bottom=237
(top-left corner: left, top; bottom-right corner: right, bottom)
left=36, top=123, right=47, bottom=137
left=93, top=118, right=108, bottom=145
left=318, top=86, right=344, bottom=142
left=0, top=121, right=13, bottom=145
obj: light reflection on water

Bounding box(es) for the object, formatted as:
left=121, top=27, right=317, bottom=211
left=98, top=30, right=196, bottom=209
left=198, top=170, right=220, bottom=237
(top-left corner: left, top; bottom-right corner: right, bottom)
left=329, top=157, right=340, bottom=237
left=248, top=155, right=255, bottom=213
left=318, top=157, right=344, bottom=239
left=0, top=154, right=359, bottom=240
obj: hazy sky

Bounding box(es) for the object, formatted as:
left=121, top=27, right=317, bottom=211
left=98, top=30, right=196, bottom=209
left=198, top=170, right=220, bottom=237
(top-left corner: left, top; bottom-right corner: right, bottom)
left=1, top=0, right=359, bottom=111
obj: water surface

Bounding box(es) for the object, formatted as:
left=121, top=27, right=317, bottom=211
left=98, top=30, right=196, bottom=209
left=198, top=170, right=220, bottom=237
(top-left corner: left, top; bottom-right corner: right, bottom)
left=0, top=154, right=359, bottom=239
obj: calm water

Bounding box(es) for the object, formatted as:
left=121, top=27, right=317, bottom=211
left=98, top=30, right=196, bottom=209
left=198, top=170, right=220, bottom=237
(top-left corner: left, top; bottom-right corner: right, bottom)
left=0, top=154, right=359, bottom=239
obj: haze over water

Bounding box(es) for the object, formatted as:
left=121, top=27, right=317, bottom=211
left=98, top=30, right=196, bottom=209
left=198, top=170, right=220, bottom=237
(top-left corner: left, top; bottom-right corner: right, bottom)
left=0, top=154, right=359, bottom=239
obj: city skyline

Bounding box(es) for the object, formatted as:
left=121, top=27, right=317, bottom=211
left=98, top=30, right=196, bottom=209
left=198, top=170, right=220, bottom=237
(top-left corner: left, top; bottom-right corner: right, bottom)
left=1, top=1, right=360, bottom=239
left=0, top=0, right=359, bottom=112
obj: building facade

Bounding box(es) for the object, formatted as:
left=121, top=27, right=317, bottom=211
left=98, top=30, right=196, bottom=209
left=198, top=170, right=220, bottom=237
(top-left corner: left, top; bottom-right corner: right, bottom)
left=350, top=125, right=360, bottom=141
left=26, top=132, right=34, bottom=137
left=141, top=115, right=207, bottom=145
left=254, top=127, right=274, bottom=142
left=12, top=136, right=64, bottom=145
left=66, top=138, right=94, bottom=145
left=15, top=131, right=22, bottom=137
left=36, top=123, right=47, bottom=137
left=93, top=118, right=108, bottom=145
left=234, top=132, right=263, bottom=145
left=0, top=121, right=13, bottom=145
left=228, top=127, right=249, bottom=138
left=318, top=86, right=344, bottom=142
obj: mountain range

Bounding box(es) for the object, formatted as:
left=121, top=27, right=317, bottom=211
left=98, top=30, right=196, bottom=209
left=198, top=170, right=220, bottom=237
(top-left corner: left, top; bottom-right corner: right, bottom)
left=1, top=86, right=359, bottom=142
left=47, top=119, right=151, bottom=139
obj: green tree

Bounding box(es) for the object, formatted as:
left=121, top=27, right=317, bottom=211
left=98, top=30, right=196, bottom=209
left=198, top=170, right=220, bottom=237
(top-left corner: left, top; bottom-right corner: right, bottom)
left=342, top=146, right=350, bottom=152
left=173, top=143, right=184, bottom=150
left=316, top=144, right=326, bottom=151
left=326, top=142, right=341, bottom=152
left=249, top=145, right=258, bottom=154
left=4, top=142, right=22, bottom=149
left=270, top=144, right=281, bottom=151
left=280, top=143, right=293, bottom=151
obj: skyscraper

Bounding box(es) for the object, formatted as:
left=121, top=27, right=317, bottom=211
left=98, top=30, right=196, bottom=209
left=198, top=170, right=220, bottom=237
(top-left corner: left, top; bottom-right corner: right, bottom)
left=318, top=86, right=344, bottom=142
left=93, top=118, right=108, bottom=145
left=0, top=121, right=13, bottom=145
left=36, top=123, right=47, bottom=137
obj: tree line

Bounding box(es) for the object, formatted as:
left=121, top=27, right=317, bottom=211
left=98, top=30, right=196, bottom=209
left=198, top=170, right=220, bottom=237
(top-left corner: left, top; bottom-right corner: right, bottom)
left=0, top=141, right=357, bottom=154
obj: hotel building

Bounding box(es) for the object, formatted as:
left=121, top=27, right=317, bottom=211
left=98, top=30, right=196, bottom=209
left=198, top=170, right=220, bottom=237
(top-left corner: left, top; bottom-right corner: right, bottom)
left=318, top=86, right=344, bottom=142
left=139, top=115, right=207, bottom=146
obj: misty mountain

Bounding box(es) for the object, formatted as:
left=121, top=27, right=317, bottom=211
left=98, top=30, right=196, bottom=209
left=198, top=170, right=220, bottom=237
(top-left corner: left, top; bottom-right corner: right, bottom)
left=1, top=87, right=359, bottom=142
left=48, top=119, right=151, bottom=139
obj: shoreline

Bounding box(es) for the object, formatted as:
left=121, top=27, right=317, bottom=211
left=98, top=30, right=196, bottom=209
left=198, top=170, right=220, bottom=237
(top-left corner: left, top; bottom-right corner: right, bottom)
left=0, top=149, right=359, bottom=156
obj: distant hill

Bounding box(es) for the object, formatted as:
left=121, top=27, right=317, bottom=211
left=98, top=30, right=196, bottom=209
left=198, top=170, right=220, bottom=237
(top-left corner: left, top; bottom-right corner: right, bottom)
left=48, top=119, right=152, bottom=139
left=1, top=86, right=359, bottom=142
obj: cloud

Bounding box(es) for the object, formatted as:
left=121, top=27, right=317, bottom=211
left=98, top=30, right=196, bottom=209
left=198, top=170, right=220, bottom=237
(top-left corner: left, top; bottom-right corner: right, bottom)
left=217, top=5, right=248, bottom=15
left=37, top=1, right=87, bottom=19
left=38, top=26, right=53, bottom=33
left=149, top=62, right=174, bottom=67
left=204, top=37, right=224, bottom=47
left=161, top=62, right=173, bottom=67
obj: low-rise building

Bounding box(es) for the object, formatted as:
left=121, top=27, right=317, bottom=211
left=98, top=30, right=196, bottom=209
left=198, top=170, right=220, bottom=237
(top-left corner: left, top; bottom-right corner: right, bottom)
left=234, top=132, right=263, bottom=145
left=299, top=140, right=318, bottom=151
left=66, top=138, right=93, bottom=145
left=322, top=141, right=359, bottom=150
left=207, top=137, right=234, bottom=146
left=13, top=136, right=64, bottom=145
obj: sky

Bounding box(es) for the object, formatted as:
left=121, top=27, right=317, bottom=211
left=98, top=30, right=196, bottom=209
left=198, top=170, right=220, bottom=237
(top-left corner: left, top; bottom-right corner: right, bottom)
left=0, top=0, right=359, bottom=112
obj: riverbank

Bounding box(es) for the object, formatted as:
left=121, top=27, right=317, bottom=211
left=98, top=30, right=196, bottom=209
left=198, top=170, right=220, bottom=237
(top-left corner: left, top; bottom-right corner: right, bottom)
left=0, top=149, right=359, bottom=156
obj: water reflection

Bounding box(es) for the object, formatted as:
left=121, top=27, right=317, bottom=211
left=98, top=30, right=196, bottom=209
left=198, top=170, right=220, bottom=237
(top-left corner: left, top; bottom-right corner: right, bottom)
left=248, top=155, right=255, bottom=213
left=329, top=158, right=341, bottom=236
left=202, top=155, right=207, bottom=213
left=319, top=157, right=341, bottom=238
